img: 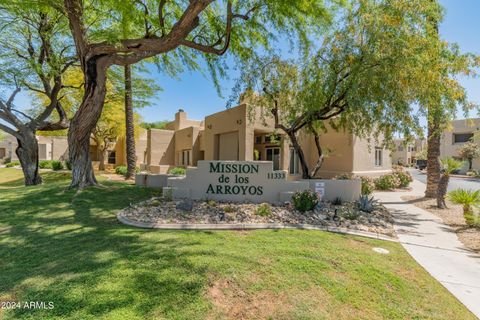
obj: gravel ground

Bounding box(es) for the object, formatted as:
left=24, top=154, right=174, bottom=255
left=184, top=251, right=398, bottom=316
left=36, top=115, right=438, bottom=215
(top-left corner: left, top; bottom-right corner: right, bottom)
left=402, top=196, right=480, bottom=252
left=119, top=198, right=396, bottom=237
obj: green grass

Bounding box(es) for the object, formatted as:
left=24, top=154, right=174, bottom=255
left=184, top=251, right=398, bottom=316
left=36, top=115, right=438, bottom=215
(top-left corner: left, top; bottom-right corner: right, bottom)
left=0, top=168, right=475, bottom=319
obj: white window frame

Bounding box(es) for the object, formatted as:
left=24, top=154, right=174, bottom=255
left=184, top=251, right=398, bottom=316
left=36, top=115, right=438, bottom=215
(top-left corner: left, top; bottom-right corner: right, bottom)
left=289, top=148, right=300, bottom=174
left=375, top=147, right=383, bottom=167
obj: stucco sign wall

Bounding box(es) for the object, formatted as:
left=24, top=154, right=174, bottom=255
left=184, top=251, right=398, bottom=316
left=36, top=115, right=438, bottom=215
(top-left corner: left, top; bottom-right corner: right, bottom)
left=164, top=160, right=309, bottom=203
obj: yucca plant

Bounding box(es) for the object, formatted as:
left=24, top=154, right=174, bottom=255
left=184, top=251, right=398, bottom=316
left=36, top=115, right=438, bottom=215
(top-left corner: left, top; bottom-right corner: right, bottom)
left=437, top=158, right=464, bottom=209
left=448, top=189, right=480, bottom=227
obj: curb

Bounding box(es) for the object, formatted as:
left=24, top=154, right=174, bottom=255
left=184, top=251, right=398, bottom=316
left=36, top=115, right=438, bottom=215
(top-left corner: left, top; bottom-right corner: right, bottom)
left=117, top=213, right=398, bottom=243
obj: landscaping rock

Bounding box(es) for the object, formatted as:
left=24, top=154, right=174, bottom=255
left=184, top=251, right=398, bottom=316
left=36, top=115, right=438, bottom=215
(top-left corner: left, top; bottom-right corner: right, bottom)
left=176, top=199, right=193, bottom=211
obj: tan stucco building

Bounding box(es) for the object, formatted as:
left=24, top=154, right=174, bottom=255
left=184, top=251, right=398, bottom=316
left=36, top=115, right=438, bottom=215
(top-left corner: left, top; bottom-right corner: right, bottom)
left=440, top=118, right=480, bottom=172
left=392, top=138, right=426, bottom=166
left=140, top=104, right=392, bottom=178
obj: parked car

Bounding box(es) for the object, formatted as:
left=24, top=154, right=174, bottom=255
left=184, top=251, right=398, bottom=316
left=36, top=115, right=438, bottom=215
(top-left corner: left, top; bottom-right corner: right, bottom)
left=415, top=159, right=427, bottom=170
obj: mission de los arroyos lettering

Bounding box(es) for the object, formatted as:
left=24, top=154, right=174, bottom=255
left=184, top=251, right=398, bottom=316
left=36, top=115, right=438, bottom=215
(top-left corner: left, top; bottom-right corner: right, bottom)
left=206, top=162, right=263, bottom=196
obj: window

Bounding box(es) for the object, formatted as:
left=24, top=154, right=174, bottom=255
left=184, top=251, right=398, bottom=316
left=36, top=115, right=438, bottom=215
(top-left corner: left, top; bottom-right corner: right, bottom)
left=453, top=133, right=473, bottom=144
left=289, top=148, right=300, bottom=174
left=397, top=146, right=404, bottom=151
left=255, top=136, right=262, bottom=144
left=266, top=147, right=281, bottom=170
left=108, top=151, right=116, bottom=164
left=375, top=147, right=383, bottom=167
left=181, top=150, right=191, bottom=166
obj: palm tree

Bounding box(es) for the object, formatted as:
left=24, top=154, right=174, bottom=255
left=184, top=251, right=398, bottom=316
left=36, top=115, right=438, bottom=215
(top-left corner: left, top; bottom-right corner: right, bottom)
left=124, top=64, right=136, bottom=180
left=437, top=158, right=464, bottom=208
left=448, top=189, right=480, bottom=226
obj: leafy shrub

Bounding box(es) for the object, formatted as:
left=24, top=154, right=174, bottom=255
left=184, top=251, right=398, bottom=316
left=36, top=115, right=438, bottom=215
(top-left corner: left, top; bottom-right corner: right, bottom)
left=467, top=170, right=477, bottom=177
left=357, top=195, right=378, bottom=213
left=65, top=160, right=72, bottom=170
left=115, top=165, right=128, bottom=176
left=5, top=161, right=20, bottom=168
left=332, top=197, right=343, bottom=206
left=334, top=173, right=354, bottom=180
left=360, top=176, right=376, bottom=195
left=51, top=161, right=64, bottom=171
left=393, top=171, right=412, bottom=188
left=341, top=208, right=360, bottom=220
left=169, top=167, right=186, bottom=175
left=292, top=190, right=318, bottom=212
left=207, top=200, right=217, bottom=207
left=39, top=160, right=53, bottom=169
left=375, top=174, right=400, bottom=190
left=255, top=203, right=272, bottom=216
left=4, top=157, right=11, bottom=164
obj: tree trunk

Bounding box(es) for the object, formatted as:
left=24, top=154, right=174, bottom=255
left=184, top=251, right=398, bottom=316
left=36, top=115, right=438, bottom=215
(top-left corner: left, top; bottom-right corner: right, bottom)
left=468, top=159, right=472, bottom=170
left=425, top=121, right=441, bottom=198
left=436, top=174, right=449, bottom=209
left=68, top=56, right=109, bottom=188
left=15, top=130, right=42, bottom=186
left=288, top=131, right=311, bottom=179
left=124, top=64, right=136, bottom=180
left=98, top=148, right=106, bottom=171
left=309, top=126, right=324, bottom=178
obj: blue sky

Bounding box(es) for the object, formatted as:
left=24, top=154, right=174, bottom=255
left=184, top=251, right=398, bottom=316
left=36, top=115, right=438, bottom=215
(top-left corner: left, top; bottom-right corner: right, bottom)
left=11, top=0, right=480, bottom=125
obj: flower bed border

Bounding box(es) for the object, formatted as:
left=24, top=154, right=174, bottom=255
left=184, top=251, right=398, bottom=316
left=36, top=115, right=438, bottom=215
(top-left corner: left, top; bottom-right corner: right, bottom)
left=117, top=212, right=398, bottom=242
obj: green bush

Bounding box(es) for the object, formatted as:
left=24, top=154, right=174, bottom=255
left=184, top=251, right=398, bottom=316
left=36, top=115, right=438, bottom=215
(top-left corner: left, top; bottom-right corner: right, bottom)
left=4, top=157, right=11, bottom=164
left=39, top=160, right=53, bottom=169
left=51, top=160, right=64, bottom=171
left=255, top=203, right=272, bottom=216
left=169, top=167, right=186, bottom=175
left=5, top=161, right=20, bottom=168
left=360, top=176, right=376, bottom=195
left=393, top=171, right=412, bottom=188
left=292, top=190, right=318, bottom=212
left=375, top=174, right=400, bottom=190
left=115, top=166, right=128, bottom=176
left=65, top=160, right=72, bottom=170
left=448, top=189, right=480, bottom=228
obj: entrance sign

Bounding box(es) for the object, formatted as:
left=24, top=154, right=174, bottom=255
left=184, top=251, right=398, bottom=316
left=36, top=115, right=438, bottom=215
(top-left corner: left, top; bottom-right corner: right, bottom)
left=165, top=160, right=309, bottom=203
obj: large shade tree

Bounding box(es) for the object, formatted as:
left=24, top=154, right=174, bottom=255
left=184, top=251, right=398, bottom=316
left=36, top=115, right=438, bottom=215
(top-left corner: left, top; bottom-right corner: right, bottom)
left=0, top=6, right=75, bottom=185
left=46, top=0, right=335, bottom=188
left=234, top=0, right=472, bottom=179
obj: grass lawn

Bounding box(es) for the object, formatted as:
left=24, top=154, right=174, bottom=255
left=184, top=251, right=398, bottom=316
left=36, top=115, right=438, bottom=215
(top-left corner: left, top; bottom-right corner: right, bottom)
left=0, top=168, right=475, bottom=319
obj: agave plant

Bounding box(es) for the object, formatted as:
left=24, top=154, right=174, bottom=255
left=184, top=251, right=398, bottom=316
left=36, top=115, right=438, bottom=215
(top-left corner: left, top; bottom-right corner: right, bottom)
left=448, top=189, right=480, bottom=227
left=437, top=158, right=464, bottom=209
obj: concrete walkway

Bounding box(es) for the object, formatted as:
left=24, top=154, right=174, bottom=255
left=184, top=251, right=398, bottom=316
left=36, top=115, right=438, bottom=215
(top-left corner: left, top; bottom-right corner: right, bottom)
left=374, top=180, right=480, bottom=319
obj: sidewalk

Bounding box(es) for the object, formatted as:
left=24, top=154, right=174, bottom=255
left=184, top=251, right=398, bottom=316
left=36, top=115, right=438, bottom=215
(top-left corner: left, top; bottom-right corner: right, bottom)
left=374, top=180, right=480, bottom=319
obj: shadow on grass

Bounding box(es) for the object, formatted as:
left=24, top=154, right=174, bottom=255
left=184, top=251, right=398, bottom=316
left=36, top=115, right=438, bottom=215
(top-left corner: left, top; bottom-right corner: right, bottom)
left=0, top=173, right=214, bottom=319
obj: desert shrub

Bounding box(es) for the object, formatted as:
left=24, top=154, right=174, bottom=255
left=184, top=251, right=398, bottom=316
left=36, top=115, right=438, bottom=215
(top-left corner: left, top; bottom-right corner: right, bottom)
left=65, top=160, right=72, bottom=170
left=375, top=174, right=400, bottom=190
left=51, top=160, right=64, bottom=171
left=5, top=161, right=20, bottom=168
left=169, top=167, right=186, bottom=175
left=292, top=190, right=318, bottom=212
left=359, top=176, right=376, bottom=195
left=393, top=171, right=412, bottom=188
left=4, top=157, right=11, bottom=164
left=39, top=160, right=53, bottom=169
left=357, top=195, right=378, bottom=213
left=334, top=173, right=354, bottom=180
left=341, top=208, right=360, bottom=220
left=207, top=200, right=217, bottom=207
left=448, top=189, right=480, bottom=228
left=255, top=203, right=272, bottom=216
left=115, top=165, right=128, bottom=176
left=223, top=205, right=235, bottom=213
left=332, top=197, right=343, bottom=206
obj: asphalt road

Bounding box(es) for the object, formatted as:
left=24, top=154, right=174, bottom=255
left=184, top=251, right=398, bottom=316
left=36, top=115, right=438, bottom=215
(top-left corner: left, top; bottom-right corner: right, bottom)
left=408, top=168, right=480, bottom=192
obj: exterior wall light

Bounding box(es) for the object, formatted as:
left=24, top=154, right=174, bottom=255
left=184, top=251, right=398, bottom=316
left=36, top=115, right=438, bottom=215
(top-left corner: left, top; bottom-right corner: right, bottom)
left=237, top=119, right=243, bottom=125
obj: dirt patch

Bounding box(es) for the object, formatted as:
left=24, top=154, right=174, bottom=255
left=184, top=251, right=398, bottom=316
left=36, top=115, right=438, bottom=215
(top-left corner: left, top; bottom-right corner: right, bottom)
left=401, top=196, right=480, bottom=252
left=206, top=278, right=291, bottom=319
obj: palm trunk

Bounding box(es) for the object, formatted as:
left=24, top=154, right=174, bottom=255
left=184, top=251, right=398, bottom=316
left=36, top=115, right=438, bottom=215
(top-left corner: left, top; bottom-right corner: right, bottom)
left=425, top=121, right=441, bottom=198
left=436, top=174, right=448, bottom=209
left=15, top=131, right=42, bottom=186
left=68, top=57, right=109, bottom=188
left=124, top=64, right=136, bottom=180
left=468, top=159, right=472, bottom=170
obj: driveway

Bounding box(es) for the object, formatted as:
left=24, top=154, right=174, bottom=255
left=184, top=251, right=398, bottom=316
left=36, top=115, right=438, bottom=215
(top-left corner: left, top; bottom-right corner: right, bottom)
left=409, top=168, right=480, bottom=191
